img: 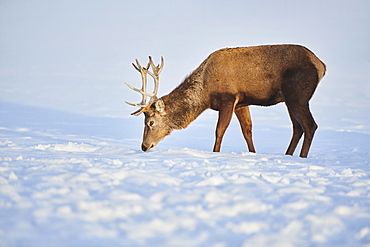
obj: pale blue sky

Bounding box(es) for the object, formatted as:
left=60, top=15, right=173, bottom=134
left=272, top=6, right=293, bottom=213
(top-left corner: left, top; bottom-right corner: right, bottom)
left=0, top=0, right=369, bottom=117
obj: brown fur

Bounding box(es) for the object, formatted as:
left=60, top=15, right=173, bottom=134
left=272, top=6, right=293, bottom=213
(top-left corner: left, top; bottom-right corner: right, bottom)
left=139, top=44, right=326, bottom=158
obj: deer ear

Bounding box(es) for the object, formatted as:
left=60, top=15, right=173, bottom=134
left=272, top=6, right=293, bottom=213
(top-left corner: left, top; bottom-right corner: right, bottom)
left=154, top=99, right=165, bottom=113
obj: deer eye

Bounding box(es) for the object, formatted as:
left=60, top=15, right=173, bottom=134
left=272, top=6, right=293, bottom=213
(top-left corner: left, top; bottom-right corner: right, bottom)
left=149, top=121, right=154, bottom=127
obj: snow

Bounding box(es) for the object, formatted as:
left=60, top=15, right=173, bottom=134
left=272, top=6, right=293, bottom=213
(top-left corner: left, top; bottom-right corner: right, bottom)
left=1, top=1, right=370, bottom=246
left=1, top=100, right=370, bottom=247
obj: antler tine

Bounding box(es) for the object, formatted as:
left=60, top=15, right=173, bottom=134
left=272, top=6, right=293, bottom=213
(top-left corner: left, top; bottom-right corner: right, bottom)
left=125, top=101, right=147, bottom=107
left=125, top=82, right=140, bottom=93
left=125, top=57, right=151, bottom=115
left=146, top=56, right=164, bottom=100
left=148, top=56, right=164, bottom=75
left=132, top=59, right=150, bottom=72
left=125, top=101, right=149, bottom=116
left=126, top=56, right=164, bottom=116
left=125, top=82, right=158, bottom=98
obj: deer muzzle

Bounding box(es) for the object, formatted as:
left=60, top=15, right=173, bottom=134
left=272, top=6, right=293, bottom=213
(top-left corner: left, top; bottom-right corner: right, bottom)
left=141, top=143, right=154, bottom=152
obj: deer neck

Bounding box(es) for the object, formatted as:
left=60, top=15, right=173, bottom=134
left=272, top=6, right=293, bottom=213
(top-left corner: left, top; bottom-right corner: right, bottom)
left=161, top=74, right=209, bottom=130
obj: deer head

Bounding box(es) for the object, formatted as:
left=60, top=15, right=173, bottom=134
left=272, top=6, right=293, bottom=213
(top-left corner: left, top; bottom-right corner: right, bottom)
left=125, top=57, right=172, bottom=151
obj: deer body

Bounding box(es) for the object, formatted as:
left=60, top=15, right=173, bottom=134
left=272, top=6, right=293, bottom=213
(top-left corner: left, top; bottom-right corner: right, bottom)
left=126, top=45, right=326, bottom=158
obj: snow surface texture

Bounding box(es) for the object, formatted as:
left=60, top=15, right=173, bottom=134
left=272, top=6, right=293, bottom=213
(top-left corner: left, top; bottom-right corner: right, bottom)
left=1, top=101, right=370, bottom=247
left=1, top=1, right=370, bottom=246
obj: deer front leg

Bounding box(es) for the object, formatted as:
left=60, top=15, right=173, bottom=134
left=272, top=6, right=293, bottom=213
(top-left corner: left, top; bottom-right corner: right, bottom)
left=213, top=102, right=234, bottom=152
left=235, top=106, right=256, bottom=153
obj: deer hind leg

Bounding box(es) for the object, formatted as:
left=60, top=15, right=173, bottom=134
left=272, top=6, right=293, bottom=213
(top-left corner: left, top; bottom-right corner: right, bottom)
left=285, top=107, right=304, bottom=156
left=213, top=102, right=235, bottom=152
left=235, top=106, right=256, bottom=153
left=286, top=104, right=317, bottom=158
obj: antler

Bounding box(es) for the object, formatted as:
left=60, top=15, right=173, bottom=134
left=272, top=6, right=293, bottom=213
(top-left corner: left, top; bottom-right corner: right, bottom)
left=125, top=56, right=164, bottom=116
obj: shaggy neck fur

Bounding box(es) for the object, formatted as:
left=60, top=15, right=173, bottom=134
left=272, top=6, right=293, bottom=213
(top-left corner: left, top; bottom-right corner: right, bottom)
left=160, top=67, right=209, bottom=130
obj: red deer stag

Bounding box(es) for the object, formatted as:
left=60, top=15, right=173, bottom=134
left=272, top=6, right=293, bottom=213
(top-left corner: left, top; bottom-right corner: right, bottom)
left=125, top=45, right=326, bottom=158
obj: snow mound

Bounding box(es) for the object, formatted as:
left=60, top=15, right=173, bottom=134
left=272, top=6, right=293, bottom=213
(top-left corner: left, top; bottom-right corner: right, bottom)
left=33, top=142, right=99, bottom=152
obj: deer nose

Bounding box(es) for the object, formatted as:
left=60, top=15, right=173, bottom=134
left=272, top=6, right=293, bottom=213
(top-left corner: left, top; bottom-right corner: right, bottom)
left=141, top=144, right=148, bottom=151
left=141, top=143, right=154, bottom=152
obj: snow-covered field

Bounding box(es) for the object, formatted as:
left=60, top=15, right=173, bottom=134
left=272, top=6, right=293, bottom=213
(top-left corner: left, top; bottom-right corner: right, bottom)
left=1, top=90, right=370, bottom=247
left=1, top=2, right=370, bottom=246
